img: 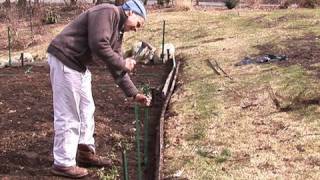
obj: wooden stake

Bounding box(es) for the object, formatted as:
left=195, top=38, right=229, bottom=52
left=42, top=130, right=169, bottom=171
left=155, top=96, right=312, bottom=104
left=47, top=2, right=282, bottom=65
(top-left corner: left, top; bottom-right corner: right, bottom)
left=122, top=149, right=129, bottom=180
left=161, top=20, right=165, bottom=62
left=8, top=27, right=12, bottom=66
left=21, top=53, right=24, bottom=67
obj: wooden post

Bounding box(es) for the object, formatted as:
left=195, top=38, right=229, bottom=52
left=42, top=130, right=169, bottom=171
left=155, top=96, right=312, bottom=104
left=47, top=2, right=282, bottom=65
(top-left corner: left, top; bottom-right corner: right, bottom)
left=161, top=20, right=165, bottom=63
left=21, top=53, right=24, bottom=67
left=8, top=27, right=12, bottom=66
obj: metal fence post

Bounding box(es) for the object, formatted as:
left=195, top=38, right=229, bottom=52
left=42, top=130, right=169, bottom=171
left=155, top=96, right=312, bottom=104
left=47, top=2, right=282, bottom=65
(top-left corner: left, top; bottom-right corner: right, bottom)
left=8, top=27, right=12, bottom=66
left=144, top=107, right=149, bottom=169
left=21, top=53, right=24, bottom=67
left=122, top=149, right=129, bottom=180
left=135, top=104, right=142, bottom=180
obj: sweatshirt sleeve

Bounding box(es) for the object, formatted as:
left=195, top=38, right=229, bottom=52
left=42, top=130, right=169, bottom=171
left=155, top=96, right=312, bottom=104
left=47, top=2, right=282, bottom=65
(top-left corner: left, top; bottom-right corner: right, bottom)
left=107, top=65, right=139, bottom=97
left=88, top=9, right=129, bottom=72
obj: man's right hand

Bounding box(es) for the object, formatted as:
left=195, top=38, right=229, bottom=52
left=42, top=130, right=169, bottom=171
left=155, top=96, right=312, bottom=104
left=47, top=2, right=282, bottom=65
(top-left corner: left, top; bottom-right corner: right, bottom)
left=125, top=58, right=136, bottom=71
left=134, top=93, right=151, bottom=107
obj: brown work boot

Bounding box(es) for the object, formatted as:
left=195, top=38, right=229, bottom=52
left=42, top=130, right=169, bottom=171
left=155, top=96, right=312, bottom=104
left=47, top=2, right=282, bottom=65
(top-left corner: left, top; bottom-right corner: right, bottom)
left=76, top=144, right=113, bottom=168
left=51, top=165, right=88, bottom=179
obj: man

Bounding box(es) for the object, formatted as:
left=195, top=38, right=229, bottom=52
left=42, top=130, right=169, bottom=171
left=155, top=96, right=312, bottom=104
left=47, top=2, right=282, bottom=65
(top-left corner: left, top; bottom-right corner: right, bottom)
left=47, top=0, right=149, bottom=178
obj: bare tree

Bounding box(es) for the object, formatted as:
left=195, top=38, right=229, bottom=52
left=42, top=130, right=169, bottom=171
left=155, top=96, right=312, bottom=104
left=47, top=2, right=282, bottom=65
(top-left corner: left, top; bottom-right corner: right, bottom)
left=34, top=0, right=40, bottom=6
left=71, top=0, right=78, bottom=6
left=158, top=0, right=164, bottom=5
left=115, top=0, right=125, bottom=5
left=96, top=0, right=103, bottom=4
left=3, top=0, right=11, bottom=8
left=63, top=0, right=78, bottom=6
left=17, top=0, right=27, bottom=8
left=28, top=1, right=34, bottom=40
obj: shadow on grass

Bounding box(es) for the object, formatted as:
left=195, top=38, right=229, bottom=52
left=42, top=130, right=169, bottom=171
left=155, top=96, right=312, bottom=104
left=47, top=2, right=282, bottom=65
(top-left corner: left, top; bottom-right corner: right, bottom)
left=254, top=33, right=320, bottom=77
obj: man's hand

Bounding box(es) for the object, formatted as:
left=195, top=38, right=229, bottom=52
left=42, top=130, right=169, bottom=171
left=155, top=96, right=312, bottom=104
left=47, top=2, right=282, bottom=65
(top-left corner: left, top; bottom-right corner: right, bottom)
left=125, top=58, right=136, bottom=71
left=134, top=93, right=151, bottom=107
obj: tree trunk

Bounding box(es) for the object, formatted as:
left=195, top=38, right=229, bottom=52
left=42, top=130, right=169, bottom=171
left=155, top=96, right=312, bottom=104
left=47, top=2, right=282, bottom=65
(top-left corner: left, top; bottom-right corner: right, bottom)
left=115, top=0, right=125, bottom=5
left=3, top=0, right=11, bottom=8
left=17, top=0, right=27, bottom=8
left=95, top=0, right=104, bottom=5
left=157, top=0, right=164, bottom=6
left=70, top=0, right=77, bottom=6
left=34, top=0, right=40, bottom=5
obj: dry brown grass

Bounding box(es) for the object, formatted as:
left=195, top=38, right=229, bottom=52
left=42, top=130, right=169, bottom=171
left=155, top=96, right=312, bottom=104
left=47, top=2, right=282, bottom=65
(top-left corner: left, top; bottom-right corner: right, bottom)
left=174, top=0, right=193, bottom=10
left=1, top=5, right=319, bottom=179
left=131, top=9, right=320, bottom=179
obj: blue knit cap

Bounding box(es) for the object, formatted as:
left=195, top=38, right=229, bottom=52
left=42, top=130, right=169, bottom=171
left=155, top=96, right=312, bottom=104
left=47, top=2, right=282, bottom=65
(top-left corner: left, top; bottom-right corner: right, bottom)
left=122, top=0, right=147, bottom=19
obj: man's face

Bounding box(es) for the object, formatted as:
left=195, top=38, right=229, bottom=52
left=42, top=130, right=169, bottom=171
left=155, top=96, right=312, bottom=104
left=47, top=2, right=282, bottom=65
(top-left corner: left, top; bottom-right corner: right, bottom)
left=124, top=11, right=145, bottom=32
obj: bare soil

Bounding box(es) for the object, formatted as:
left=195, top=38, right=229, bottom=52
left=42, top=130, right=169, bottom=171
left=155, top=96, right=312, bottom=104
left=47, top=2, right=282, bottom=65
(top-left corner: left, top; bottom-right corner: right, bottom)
left=0, top=60, right=170, bottom=179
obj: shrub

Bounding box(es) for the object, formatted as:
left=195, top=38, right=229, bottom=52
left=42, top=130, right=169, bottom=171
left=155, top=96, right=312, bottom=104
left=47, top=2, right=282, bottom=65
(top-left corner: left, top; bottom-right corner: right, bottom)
left=175, top=0, right=193, bottom=10
left=280, top=0, right=319, bottom=8
left=43, top=11, right=58, bottom=24
left=300, top=0, right=319, bottom=8
left=225, top=0, right=239, bottom=9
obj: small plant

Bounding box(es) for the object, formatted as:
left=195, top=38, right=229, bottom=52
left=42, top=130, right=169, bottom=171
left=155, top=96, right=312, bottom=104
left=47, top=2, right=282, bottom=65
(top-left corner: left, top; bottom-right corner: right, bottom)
left=196, top=148, right=215, bottom=158
left=141, top=83, right=151, bottom=95
left=215, top=148, right=231, bottom=163
left=43, top=10, right=58, bottom=24
left=141, top=83, right=152, bottom=106
left=300, top=0, right=319, bottom=8
left=280, top=0, right=319, bottom=8
left=189, top=125, right=206, bottom=141
left=97, top=166, right=120, bottom=180
left=225, top=0, right=239, bottom=9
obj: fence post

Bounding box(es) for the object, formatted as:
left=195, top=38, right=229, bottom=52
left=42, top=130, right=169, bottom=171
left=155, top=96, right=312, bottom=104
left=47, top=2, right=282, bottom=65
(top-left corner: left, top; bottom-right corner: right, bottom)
left=135, top=104, right=142, bottom=180
left=161, top=20, right=165, bottom=63
left=142, top=85, right=151, bottom=170
left=144, top=107, right=149, bottom=169
left=122, top=149, right=129, bottom=180
left=21, top=53, right=24, bottom=67
left=8, top=27, right=12, bottom=66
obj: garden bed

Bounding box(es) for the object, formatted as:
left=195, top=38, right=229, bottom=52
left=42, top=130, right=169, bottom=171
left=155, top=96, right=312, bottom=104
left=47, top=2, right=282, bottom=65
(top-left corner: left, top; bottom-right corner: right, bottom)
left=0, top=59, right=175, bottom=179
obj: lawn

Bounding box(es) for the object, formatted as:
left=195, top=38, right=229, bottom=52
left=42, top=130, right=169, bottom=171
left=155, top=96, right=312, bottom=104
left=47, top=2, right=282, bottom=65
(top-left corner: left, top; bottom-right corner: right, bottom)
left=124, top=8, right=320, bottom=179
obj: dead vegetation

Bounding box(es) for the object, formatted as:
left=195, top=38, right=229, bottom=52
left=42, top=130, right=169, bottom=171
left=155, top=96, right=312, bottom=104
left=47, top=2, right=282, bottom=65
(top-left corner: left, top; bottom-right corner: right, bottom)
left=0, top=3, right=90, bottom=52
left=158, top=9, right=320, bottom=179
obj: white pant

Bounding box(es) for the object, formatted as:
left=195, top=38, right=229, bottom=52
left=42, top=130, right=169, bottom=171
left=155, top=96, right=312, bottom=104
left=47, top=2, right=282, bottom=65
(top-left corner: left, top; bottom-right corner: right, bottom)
left=48, top=54, right=95, bottom=167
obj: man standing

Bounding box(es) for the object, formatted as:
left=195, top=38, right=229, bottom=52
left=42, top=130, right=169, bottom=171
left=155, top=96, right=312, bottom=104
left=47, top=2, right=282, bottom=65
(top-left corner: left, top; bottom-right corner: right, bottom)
left=47, top=0, right=149, bottom=178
